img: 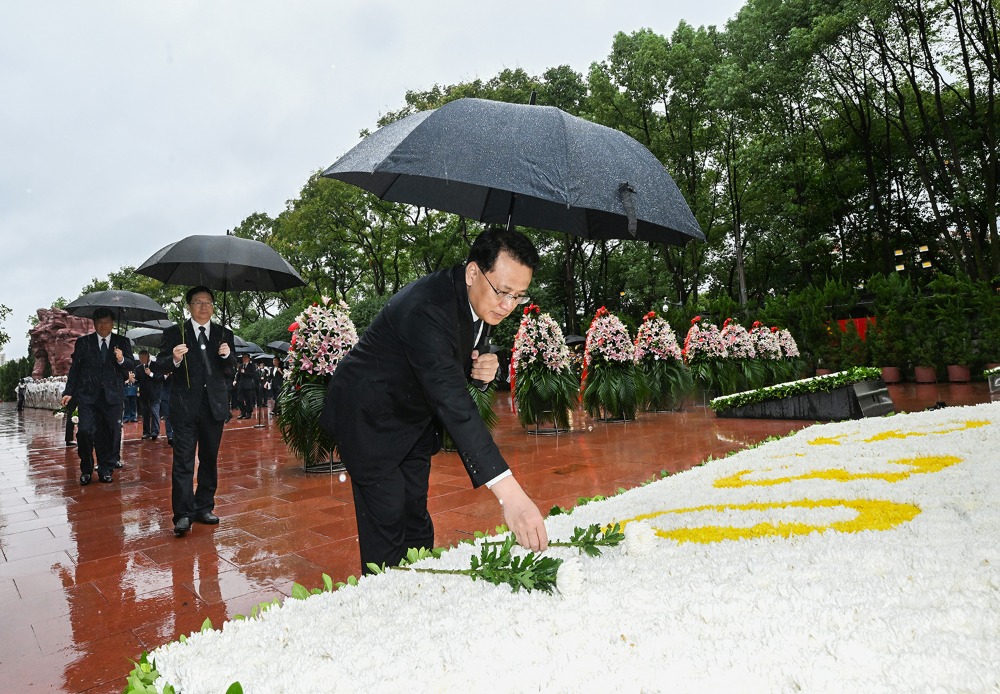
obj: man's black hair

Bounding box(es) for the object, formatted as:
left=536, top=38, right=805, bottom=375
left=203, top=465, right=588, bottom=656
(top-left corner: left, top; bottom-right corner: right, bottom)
left=186, top=286, right=215, bottom=303
left=467, top=226, right=539, bottom=272
left=138, top=349, right=150, bottom=356
left=92, top=307, right=114, bottom=321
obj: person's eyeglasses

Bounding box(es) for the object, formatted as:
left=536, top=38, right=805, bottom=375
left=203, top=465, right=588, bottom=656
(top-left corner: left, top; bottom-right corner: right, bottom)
left=480, top=272, right=530, bottom=306
left=189, top=300, right=214, bottom=307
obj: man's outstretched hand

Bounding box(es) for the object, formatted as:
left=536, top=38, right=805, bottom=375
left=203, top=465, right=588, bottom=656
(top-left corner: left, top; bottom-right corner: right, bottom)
left=489, top=475, right=548, bottom=553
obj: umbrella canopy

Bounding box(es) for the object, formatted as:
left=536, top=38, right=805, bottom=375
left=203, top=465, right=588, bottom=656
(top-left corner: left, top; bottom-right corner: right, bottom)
left=253, top=353, right=276, bottom=362
left=323, top=97, right=704, bottom=246
left=564, top=334, right=586, bottom=346
left=138, top=318, right=177, bottom=329
left=266, top=340, right=291, bottom=352
left=65, top=290, right=169, bottom=323
left=136, top=234, right=306, bottom=293
left=233, top=336, right=263, bottom=354
left=125, top=327, right=163, bottom=348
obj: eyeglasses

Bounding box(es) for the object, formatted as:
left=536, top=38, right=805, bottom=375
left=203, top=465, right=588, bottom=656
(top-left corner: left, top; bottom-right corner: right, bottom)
left=480, top=271, right=530, bottom=306
left=189, top=300, right=214, bottom=307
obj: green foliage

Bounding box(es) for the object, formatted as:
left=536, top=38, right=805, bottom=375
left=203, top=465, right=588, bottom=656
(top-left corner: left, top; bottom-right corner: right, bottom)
left=348, top=292, right=391, bottom=335
left=0, top=303, right=10, bottom=352
left=0, top=356, right=32, bottom=401
left=238, top=298, right=312, bottom=349
left=276, top=379, right=336, bottom=469
left=513, top=362, right=578, bottom=429
left=582, top=360, right=640, bottom=421
left=639, top=358, right=694, bottom=411
left=710, top=367, right=882, bottom=411
left=553, top=523, right=626, bottom=558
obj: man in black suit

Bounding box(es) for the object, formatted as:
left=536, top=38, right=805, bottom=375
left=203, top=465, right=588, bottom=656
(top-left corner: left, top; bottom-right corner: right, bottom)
left=320, top=227, right=549, bottom=573
left=135, top=349, right=165, bottom=439
left=154, top=286, right=235, bottom=537
left=61, top=307, right=136, bottom=484
left=234, top=353, right=257, bottom=419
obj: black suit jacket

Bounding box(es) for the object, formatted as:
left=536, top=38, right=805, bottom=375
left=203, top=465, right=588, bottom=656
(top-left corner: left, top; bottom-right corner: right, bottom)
left=319, top=265, right=507, bottom=488
left=134, top=360, right=166, bottom=401
left=63, top=332, right=136, bottom=406
left=154, top=320, right=235, bottom=423
left=235, top=361, right=257, bottom=392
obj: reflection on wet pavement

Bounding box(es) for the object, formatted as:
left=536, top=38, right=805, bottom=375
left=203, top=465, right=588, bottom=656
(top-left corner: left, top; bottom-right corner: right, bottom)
left=0, top=382, right=991, bottom=692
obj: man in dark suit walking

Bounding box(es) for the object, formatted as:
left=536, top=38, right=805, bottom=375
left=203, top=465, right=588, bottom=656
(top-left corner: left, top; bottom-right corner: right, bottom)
left=234, top=353, right=257, bottom=419
left=155, top=286, right=235, bottom=537
left=320, top=227, right=549, bottom=573
left=61, top=307, right=135, bottom=484
left=135, top=349, right=165, bottom=440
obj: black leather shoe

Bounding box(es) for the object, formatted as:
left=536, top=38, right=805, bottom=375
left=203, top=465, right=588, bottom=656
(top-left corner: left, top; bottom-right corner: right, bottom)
left=167, top=438, right=173, bottom=446
left=99, top=473, right=113, bottom=483
left=141, top=434, right=151, bottom=440
left=150, top=436, right=158, bottom=441
left=194, top=512, right=220, bottom=525
left=173, top=517, right=191, bottom=537
left=80, top=474, right=92, bottom=486
left=113, top=461, right=124, bottom=469
left=66, top=441, right=77, bottom=447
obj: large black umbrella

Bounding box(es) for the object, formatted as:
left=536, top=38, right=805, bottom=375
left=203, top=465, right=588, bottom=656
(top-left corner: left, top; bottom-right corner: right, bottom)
left=136, top=234, right=306, bottom=292
left=266, top=340, right=291, bottom=353
left=136, top=234, right=306, bottom=325
left=125, top=326, right=163, bottom=348
left=65, top=290, right=168, bottom=323
left=233, top=336, right=263, bottom=354
left=322, top=97, right=704, bottom=246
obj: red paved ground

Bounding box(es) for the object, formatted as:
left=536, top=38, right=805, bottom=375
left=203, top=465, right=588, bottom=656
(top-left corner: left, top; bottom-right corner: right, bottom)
left=0, top=382, right=992, bottom=692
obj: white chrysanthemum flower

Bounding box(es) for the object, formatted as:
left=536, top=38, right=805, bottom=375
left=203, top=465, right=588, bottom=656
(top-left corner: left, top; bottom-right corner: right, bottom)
left=556, top=557, right=586, bottom=596
left=71, top=415, right=79, bottom=423
left=624, top=520, right=659, bottom=556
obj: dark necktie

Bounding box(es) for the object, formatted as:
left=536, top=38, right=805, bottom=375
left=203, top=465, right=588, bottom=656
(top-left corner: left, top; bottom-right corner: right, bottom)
left=100, top=338, right=109, bottom=362
left=198, top=326, right=213, bottom=376
left=472, top=319, right=483, bottom=346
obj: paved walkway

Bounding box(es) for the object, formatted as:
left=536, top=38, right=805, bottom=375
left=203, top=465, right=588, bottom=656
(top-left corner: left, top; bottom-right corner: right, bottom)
left=0, top=382, right=992, bottom=692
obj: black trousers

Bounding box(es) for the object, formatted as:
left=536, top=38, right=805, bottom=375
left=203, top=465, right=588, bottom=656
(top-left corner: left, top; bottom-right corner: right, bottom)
left=170, top=392, right=223, bottom=524
left=238, top=389, right=255, bottom=417
left=352, top=423, right=436, bottom=574
left=77, top=395, right=121, bottom=477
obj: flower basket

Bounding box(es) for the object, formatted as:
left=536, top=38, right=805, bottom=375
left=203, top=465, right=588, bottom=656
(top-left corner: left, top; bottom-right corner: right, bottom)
left=634, top=311, right=691, bottom=411
left=719, top=319, right=765, bottom=393
left=277, top=298, right=358, bottom=472
left=510, top=305, right=577, bottom=433
left=683, top=316, right=737, bottom=399
left=581, top=307, right=639, bottom=422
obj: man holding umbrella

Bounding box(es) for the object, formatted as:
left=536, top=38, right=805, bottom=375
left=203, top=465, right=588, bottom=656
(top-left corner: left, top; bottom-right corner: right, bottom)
left=61, top=308, right=135, bottom=484
left=155, top=287, right=235, bottom=537
left=320, top=227, right=548, bottom=573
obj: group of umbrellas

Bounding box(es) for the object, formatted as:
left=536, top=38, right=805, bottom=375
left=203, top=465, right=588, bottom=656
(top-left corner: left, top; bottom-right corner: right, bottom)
left=64, top=95, right=703, bottom=353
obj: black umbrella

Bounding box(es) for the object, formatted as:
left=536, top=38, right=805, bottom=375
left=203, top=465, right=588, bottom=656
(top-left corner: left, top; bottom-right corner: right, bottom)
left=125, top=327, right=163, bottom=348
left=65, top=290, right=168, bottom=323
left=564, top=334, right=586, bottom=346
left=233, top=336, right=263, bottom=354
left=138, top=318, right=177, bottom=329
left=266, top=340, right=291, bottom=352
left=137, top=234, right=305, bottom=292
left=253, top=353, right=276, bottom=362
left=136, top=233, right=306, bottom=325
left=323, top=97, right=704, bottom=246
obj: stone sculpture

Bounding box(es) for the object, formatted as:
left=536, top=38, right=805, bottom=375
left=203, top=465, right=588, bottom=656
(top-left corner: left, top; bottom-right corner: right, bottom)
left=29, top=308, right=92, bottom=378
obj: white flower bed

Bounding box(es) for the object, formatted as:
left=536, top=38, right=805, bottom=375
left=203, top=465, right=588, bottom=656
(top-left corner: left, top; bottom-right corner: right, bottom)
left=151, top=403, right=1000, bottom=693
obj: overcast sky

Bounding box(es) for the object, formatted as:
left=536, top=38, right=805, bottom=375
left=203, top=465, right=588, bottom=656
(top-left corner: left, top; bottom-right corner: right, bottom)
left=0, top=0, right=745, bottom=361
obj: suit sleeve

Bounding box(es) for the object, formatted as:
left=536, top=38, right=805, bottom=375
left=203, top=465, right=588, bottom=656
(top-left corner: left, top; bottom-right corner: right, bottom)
left=115, top=336, right=136, bottom=373
left=62, top=339, right=84, bottom=398
left=399, top=301, right=508, bottom=487
left=153, top=326, right=183, bottom=375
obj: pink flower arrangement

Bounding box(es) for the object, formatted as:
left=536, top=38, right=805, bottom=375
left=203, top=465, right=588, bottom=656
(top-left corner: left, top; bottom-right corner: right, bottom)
left=683, top=316, right=728, bottom=364
left=634, top=311, right=683, bottom=363
left=720, top=318, right=756, bottom=360
left=511, top=304, right=572, bottom=378
left=749, top=321, right=782, bottom=360
left=777, top=329, right=800, bottom=358
left=584, top=306, right=636, bottom=369
left=287, top=297, right=358, bottom=378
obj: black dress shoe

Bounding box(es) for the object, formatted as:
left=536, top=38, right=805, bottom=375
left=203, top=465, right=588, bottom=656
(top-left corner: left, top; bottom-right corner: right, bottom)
left=99, top=473, right=113, bottom=483
left=80, top=474, right=92, bottom=485
left=150, top=435, right=158, bottom=441
left=141, top=434, right=151, bottom=440
left=173, top=517, right=191, bottom=537
left=113, top=461, right=124, bottom=469
left=194, top=512, right=220, bottom=525
left=66, top=441, right=77, bottom=447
